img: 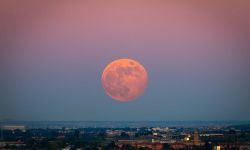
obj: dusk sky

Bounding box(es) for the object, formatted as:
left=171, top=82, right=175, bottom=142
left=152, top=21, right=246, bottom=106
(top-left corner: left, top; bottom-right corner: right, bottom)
left=1, top=1, right=250, bottom=121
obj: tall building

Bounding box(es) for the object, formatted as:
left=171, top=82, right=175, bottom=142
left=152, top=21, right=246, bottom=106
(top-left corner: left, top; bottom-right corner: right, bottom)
left=193, top=130, right=200, bottom=146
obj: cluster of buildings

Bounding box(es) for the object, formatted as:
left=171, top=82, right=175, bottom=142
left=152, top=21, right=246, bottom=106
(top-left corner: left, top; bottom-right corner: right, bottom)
left=0, top=123, right=250, bottom=149
left=105, top=126, right=250, bottom=150
left=114, top=128, right=206, bottom=150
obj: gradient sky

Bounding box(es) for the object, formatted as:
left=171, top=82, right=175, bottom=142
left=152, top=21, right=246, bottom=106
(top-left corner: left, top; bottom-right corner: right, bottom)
left=1, top=0, right=250, bottom=121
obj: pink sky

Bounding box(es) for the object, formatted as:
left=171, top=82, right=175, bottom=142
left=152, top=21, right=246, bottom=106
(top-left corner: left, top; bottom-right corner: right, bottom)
left=1, top=1, right=250, bottom=120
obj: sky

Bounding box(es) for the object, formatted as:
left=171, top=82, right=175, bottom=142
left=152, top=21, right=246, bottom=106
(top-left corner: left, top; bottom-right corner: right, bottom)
left=0, top=0, right=250, bottom=121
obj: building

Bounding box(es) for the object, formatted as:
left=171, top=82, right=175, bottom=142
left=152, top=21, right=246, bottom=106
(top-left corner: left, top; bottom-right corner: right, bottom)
left=193, top=130, right=200, bottom=145
left=117, top=140, right=163, bottom=150
left=106, top=130, right=122, bottom=137
left=214, top=145, right=221, bottom=150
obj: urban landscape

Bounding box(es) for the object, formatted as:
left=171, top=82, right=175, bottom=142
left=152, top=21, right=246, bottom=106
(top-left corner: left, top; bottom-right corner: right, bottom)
left=0, top=121, right=250, bottom=150
left=1, top=1, right=250, bottom=150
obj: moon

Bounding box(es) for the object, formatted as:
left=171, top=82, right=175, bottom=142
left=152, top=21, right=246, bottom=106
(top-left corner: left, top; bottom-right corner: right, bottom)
left=101, top=58, right=148, bottom=102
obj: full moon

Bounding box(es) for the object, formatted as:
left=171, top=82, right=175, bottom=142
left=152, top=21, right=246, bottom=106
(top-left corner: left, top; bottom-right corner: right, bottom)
left=102, top=58, right=148, bottom=102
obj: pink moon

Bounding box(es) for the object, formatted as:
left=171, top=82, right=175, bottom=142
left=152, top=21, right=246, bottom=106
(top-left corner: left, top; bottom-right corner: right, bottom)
left=101, top=58, right=148, bottom=102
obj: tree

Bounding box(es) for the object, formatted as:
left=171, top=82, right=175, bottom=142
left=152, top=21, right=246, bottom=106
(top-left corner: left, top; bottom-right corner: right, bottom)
left=121, top=144, right=135, bottom=150
left=162, top=143, right=171, bottom=150
left=104, top=141, right=119, bottom=150
left=120, top=132, right=129, bottom=137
